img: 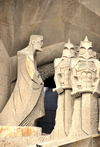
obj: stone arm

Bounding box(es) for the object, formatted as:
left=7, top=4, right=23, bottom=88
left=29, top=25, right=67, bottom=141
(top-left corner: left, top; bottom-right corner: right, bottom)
left=53, top=59, right=64, bottom=94
left=26, top=56, right=35, bottom=80
left=70, top=67, right=80, bottom=97
left=26, top=55, right=43, bottom=85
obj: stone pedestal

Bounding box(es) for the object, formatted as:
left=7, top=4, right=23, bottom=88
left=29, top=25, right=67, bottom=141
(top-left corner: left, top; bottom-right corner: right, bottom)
left=41, top=134, right=100, bottom=147
left=0, top=127, right=99, bottom=147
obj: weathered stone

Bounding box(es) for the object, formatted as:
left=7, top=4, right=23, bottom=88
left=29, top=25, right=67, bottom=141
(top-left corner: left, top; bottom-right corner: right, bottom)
left=37, top=42, right=65, bottom=66
left=0, top=35, right=45, bottom=126
left=0, top=126, right=41, bottom=138
left=0, top=39, right=10, bottom=112
left=10, top=55, right=17, bottom=93
left=52, top=40, right=75, bottom=138
left=0, top=0, right=100, bottom=56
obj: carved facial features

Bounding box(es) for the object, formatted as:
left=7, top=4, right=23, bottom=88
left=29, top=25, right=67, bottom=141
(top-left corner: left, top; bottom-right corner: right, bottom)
left=32, top=36, right=43, bottom=52
left=62, top=40, right=75, bottom=58
left=29, top=35, right=43, bottom=52
left=79, top=36, right=94, bottom=59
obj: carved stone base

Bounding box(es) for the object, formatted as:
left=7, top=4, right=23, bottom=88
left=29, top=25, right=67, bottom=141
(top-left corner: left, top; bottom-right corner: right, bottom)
left=41, top=134, right=100, bottom=147
left=0, top=126, right=42, bottom=138
left=0, top=130, right=100, bottom=147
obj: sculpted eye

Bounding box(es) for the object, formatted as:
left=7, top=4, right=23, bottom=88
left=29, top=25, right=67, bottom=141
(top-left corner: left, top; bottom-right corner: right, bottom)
left=64, top=47, right=68, bottom=49
left=70, top=48, right=74, bottom=50
left=88, top=47, right=92, bottom=49
left=80, top=47, right=85, bottom=49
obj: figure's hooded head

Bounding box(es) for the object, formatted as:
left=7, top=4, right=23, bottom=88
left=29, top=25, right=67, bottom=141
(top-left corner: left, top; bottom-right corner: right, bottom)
left=78, top=36, right=95, bottom=59
left=29, top=35, right=43, bottom=52
left=62, top=39, right=75, bottom=58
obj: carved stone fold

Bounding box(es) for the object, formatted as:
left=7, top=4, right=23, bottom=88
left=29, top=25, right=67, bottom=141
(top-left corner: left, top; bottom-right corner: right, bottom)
left=0, top=35, right=45, bottom=126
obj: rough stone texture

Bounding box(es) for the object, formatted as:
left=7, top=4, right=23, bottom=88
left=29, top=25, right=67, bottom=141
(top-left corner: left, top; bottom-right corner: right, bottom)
left=0, top=134, right=100, bottom=147
left=51, top=93, right=66, bottom=139
left=82, top=94, right=98, bottom=135
left=0, top=0, right=100, bottom=56
left=0, top=126, right=41, bottom=138
left=38, top=63, right=54, bottom=81
left=0, top=39, right=10, bottom=112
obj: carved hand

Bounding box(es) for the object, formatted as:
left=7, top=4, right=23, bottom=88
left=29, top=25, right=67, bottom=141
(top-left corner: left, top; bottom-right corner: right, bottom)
left=53, top=87, right=64, bottom=94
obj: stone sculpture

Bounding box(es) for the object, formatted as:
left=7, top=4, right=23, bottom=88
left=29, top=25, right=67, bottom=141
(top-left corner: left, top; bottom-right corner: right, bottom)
left=53, top=40, right=75, bottom=136
left=10, top=55, right=17, bottom=93
left=71, top=36, right=99, bottom=97
left=0, top=35, right=45, bottom=126
left=0, top=35, right=99, bottom=146
left=53, top=37, right=100, bottom=140
left=68, top=37, right=100, bottom=138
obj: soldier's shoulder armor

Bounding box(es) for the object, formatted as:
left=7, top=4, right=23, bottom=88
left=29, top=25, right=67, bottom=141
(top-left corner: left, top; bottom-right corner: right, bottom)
left=54, top=58, right=63, bottom=67
left=71, top=58, right=78, bottom=68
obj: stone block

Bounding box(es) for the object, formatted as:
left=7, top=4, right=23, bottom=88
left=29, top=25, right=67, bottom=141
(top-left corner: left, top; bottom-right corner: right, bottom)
left=4, top=137, right=28, bottom=147
left=0, top=126, right=42, bottom=138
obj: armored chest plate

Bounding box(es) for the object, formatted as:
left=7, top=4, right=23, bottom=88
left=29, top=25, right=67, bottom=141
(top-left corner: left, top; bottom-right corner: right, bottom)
left=59, top=58, right=70, bottom=69
left=75, top=60, right=97, bottom=72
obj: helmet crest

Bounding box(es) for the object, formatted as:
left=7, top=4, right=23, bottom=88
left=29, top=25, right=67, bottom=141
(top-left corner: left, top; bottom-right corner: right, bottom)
left=80, top=36, right=92, bottom=48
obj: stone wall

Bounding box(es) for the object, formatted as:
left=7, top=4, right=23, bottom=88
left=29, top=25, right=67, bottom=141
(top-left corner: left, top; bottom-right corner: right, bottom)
left=0, top=0, right=100, bottom=56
